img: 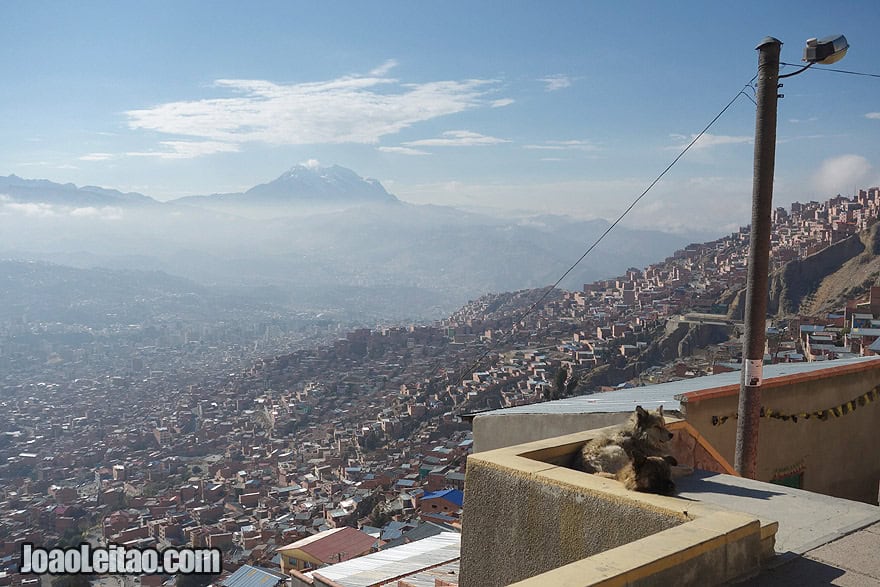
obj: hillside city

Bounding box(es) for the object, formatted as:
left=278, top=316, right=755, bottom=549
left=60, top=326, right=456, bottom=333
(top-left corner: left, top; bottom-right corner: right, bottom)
left=2, top=186, right=880, bottom=587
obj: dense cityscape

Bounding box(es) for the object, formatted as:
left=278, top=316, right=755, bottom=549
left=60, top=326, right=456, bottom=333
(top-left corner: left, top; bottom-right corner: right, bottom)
left=1, top=186, right=880, bottom=586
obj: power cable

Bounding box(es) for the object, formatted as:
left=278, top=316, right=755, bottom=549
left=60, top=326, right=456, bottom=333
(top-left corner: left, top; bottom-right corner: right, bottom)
left=780, top=62, right=880, bottom=79
left=449, top=74, right=759, bottom=394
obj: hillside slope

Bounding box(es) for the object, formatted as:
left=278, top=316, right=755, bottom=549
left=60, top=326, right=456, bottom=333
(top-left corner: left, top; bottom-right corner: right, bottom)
left=728, top=223, right=880, bottom=319
left=798, top=223, right=880, bottom=315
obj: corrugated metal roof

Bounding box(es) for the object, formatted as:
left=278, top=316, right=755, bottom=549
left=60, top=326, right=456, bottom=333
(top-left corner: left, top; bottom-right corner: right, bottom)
left=221, top=565, right=287, bottom=587
left=392, top=560, right=460, bottom=587
left=421, top=489, right=463, bottom=507
left=475, top=356, right=880, bottom=415
left=278, top=526, right=379, bottom=563
left=306, top=532, right=460, bottom=587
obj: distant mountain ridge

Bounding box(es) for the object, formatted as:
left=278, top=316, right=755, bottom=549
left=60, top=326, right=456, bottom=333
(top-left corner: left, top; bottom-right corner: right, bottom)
left=174, top=163, right=399, bottom=207
left=0, top=174, right=156, bottom=207
left=0, top=164, right=398, bottom=209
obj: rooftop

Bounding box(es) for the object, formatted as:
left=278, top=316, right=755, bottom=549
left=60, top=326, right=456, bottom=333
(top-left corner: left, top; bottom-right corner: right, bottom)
left=466, top=355, right=880, bottom=585
left=221, top=565, right=287, bottom=587
left=278, top=526, right=380, bottom=563
left=676, top=470, right=880, bottom=555
left=421, top=489, right=463, bottom=506
left=475, top=355, right=880, bottom=415
left=676, top=471, right=880, bottom=585
left=305, top=532, right=460, bottom=587
left=743, top=522, right=880, bottom=585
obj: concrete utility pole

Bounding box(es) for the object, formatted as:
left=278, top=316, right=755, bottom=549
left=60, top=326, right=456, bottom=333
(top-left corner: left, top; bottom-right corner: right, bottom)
left=735, top=37, right=781, bottom=479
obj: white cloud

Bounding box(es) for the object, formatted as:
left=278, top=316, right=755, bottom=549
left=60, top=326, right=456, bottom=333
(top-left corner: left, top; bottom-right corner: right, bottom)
left=302, top=158, right=321, bottom=168
left=813, top=154, right=872, bottom=196
left=402, top=130, right=509, bottom=147
left=667, top=133, right=752, bottom=151
left=79, top=152, right=115, bottom=161
left=491, top=98, right=515, bottom=108
left=540, top=74, right=572, bottom=92
left=0, top=200, right=123, bottom=220
left=124, top=65, right=507, bottom=153
left=523, top=140, right=600, bottom=152
left=370, top=59, right=399, bottom=76
left=866, top=113, right=880, bottom=120
left=378, top=146, right=430, bottom=156
left=789, top=117, right=818, bottom=123
left=3, top=202, right=57, bottom=217
left=126, top=141, right=240, bottom=159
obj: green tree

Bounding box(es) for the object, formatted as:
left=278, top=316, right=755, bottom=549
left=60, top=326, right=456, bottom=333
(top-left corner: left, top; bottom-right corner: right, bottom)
left=368, top=502, right=393, bottom=528
left=566, top=370, right=580, bottom=396
left=553, top=366, right=567, bottom=401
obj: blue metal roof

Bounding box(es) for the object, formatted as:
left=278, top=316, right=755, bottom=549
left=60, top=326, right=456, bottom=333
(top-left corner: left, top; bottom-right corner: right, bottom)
left=221, top=565, right=287, bottom=587
left=799, top=325, right=827, bottom=333
left=421, top=489, right=463, bottom=507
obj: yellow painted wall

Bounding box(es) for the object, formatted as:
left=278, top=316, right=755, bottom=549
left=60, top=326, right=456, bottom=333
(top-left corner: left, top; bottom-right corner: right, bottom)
left=279, top=549, right=322, bottom=573
left=685, top=368, right=880, bottom=504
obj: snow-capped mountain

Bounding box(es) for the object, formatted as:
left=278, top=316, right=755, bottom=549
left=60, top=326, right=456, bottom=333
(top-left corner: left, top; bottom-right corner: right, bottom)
left=174, top=163, right=398, bottom=208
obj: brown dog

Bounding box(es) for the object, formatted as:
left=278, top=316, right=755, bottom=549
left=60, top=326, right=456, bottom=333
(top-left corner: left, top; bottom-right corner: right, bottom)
left=618, top=451, right=678, bottom=495
left=576, top=405, right=674, bottom=475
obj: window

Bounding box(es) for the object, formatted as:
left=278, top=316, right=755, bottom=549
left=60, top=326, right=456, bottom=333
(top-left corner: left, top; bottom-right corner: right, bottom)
left=771, top=471, right=804, bottom=489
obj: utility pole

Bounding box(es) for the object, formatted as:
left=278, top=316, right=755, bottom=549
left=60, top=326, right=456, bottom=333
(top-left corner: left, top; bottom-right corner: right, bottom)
left=735, top=37, right=781, bottom=479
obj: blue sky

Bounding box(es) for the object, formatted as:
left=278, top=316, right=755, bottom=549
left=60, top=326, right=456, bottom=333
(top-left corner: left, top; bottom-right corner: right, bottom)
left=3, top=0, right=879, bottom=234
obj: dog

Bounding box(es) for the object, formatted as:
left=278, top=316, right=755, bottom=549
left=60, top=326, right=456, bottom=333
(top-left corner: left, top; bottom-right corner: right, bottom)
left=617, top=451, right=678, bottom=495
left=575, top=405, right=674, bottom=475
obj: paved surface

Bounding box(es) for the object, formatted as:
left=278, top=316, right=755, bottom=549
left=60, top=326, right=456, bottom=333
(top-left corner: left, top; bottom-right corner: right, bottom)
left=741, top=522, right=880, bottom=586
left=674, top=471, right=880, bottom=585
left=676, top=471, right=880, bottom=555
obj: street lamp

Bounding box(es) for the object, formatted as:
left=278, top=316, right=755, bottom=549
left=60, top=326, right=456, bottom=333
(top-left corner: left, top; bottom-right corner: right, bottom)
left=734, top=35, right=849, bottom=479
left=804, top=35, right=849, bottom=65
left=779, top=34, right=849, bottom=79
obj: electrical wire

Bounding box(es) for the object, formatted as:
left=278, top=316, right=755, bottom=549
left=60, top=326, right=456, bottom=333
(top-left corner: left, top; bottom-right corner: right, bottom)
left=780, top=62, right=880, bottom=79
left=449, top=74, right=760, bottom=395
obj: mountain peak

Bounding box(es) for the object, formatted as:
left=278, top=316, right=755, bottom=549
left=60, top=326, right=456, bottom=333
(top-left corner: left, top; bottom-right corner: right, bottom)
left=244, top=163, right=398, bottom=205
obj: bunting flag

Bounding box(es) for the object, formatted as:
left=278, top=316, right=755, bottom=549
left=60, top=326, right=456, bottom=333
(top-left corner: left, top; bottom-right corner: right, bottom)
left=711, top=386, right=878, bottom=426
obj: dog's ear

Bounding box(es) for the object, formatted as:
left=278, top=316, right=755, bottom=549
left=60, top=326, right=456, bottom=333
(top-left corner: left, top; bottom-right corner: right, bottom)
left=656, top=405, right=664, bottom=417
left=662, top=455, right=678, bottom=466
left=635, top=405, right=647, bottom=423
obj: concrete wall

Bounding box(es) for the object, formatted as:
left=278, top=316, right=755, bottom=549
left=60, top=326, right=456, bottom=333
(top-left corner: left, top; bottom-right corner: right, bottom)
left=460, top=431, right=687, bottom=586
left=508, top=510, right=764, bottom=587
left=685, top=367, right=880, bottom=504
left=472, top=412, right=630, bottom=452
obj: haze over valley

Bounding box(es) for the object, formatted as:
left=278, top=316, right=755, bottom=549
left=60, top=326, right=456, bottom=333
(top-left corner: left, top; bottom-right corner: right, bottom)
left=0, top=165, right=694, bottom=320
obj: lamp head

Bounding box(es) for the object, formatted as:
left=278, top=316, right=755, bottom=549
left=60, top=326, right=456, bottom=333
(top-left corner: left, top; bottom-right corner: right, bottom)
left=803, top=34, right=848, bottom=64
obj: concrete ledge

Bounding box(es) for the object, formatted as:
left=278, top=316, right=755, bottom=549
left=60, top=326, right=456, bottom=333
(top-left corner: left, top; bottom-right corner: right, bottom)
left=509, top=511, right=761, bottom=586
left=460, top=426, right=775, bottom=586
